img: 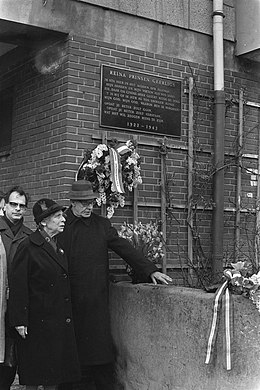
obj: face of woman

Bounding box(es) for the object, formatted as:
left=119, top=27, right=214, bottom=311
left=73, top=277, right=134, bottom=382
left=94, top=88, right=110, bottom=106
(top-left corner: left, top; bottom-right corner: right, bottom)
left=42, top=211, right=66, bottom=237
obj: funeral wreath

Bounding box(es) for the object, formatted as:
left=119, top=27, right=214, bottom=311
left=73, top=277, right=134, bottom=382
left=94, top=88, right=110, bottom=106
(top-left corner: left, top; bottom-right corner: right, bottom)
left=76, top=139, right=142, bottom=218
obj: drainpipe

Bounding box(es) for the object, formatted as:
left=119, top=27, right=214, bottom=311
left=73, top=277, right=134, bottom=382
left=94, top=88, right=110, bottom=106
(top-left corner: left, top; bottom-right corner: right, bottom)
left=212, top=0, right=225, bottom=281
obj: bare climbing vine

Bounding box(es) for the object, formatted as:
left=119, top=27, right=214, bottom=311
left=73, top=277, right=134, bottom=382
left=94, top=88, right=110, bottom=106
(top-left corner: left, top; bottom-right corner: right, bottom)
left=158, top=68, right=260, bottom=289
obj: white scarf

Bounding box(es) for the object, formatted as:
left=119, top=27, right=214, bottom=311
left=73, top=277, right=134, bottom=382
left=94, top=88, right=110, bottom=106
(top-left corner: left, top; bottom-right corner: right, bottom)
left=0, top=235, right=7, bottom=363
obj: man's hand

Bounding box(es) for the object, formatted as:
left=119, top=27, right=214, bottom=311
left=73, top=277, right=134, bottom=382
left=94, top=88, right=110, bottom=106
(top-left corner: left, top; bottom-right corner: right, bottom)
left=15, top=326, right=28, bottom=339
left=150, top=271, right=172, bottom=285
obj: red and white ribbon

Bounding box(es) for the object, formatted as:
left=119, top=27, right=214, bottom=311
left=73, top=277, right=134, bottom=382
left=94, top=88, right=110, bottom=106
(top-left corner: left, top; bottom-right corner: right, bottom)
left=109, top=147, right=125, bottom=194
left=116, top=144, right=131, bottom=155
left=222, top=287, right=232, bottom=370
left=205, top=278, right=233, bottom=370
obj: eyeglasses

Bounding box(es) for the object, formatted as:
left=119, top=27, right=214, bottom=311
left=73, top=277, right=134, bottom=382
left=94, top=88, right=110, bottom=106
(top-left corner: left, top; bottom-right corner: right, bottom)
left=8, top=202, right=27, bottom=210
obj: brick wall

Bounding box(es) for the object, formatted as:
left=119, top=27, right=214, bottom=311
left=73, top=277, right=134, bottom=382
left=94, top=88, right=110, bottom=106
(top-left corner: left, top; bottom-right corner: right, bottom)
left=0, top=34, right=259, bottom=284
left=0, top=40, right=74, bottom=226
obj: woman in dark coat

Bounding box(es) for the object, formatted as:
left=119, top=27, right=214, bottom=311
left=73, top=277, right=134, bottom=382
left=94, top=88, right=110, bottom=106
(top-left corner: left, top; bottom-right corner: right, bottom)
left=8, top=199, right=80, bottom=389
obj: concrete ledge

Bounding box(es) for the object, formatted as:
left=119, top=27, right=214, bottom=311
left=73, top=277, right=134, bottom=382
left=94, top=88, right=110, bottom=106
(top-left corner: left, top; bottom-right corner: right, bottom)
left=110, top=282, right=260, bottom=390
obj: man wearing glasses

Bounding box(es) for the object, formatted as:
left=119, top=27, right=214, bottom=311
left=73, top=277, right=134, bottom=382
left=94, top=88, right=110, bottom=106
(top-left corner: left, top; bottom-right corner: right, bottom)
left=0, top=186, right=32, bottom=390
left=58, top=180, right=172, bottom=390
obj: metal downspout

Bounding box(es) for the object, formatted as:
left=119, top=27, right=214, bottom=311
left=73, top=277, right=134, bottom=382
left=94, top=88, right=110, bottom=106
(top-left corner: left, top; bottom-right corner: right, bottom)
left=212, top=0, right=225, bottom=280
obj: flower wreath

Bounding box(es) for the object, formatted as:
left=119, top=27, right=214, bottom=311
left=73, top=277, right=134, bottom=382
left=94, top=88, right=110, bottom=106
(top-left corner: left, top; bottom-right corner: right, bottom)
left=76, top=139, right=142, bottom=218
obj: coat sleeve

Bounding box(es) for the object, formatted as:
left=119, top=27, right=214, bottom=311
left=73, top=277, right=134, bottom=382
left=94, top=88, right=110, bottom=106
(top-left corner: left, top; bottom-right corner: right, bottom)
left=8, top=240, right=30, bottom=327
left=105, top=220, right=158, bottom=281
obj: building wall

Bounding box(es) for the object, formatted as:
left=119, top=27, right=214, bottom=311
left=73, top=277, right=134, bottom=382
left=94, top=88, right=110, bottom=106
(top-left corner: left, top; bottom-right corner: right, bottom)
left=0, top=0, right=238, bottom=70
left=0, top=0, right=259, bottom=280
left=0, top=38, right=74, bottom=226
left=0, top=0, right=235, bottom=41
left=73, top=0, right=235, bottom=41
left=0, top=29, right=259, bottom=280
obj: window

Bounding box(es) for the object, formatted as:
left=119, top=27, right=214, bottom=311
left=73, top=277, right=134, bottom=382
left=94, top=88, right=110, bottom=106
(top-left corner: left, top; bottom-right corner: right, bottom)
left=0, top=88, right=13, bottom=153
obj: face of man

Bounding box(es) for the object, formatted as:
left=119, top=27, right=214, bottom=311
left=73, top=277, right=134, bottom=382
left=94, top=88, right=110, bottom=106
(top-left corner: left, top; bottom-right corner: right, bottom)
left=42, top=210, right=66, bottom=237
left=4, top=191, right=27, bottom=224
left=71, top=200, right=95, bottom=218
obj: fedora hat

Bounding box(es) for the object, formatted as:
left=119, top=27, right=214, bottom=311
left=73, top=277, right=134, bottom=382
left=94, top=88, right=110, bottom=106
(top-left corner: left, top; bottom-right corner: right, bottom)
left=69, top=180, right=98, bottom=200
left=33, top=198, right=66, bottom=224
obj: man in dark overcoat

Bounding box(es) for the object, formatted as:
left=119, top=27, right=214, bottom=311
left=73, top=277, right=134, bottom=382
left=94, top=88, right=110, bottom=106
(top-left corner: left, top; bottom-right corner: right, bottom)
left=58, top=180, right=172, bottom=390
left=0, top=186, right=32, bottom=390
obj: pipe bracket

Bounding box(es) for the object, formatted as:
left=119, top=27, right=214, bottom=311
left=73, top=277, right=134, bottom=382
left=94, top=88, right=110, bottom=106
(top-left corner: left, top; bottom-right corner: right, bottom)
left=212, top=11, right=225, bottom=18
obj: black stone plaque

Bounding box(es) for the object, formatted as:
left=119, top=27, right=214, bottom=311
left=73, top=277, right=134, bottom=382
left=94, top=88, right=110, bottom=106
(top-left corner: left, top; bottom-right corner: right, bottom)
left=100, top=65, right=182, bottom=137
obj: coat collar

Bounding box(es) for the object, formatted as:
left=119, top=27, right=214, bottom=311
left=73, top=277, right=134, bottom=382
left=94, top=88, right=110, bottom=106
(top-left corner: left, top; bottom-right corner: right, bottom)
left=65, top=207, right=76, bottom=225
left=30, top=230, right=68, bottom=272
left=0, top=216, right=32, bottom=240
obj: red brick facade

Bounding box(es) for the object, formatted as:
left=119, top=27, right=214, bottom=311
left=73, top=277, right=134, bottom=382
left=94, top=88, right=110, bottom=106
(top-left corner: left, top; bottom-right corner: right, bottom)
left=0, top=34, right=259, bottom=282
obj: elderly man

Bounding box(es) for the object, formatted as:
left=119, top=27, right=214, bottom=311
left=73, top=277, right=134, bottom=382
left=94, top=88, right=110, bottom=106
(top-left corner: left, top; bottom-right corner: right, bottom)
left=58, top=180, right=172, bottom=390
left=0, top=186, right=32, bottom=390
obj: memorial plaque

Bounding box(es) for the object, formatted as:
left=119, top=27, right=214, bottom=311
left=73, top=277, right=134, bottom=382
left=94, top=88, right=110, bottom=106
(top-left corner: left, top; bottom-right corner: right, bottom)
left=100, top=65, right=182, bottom=137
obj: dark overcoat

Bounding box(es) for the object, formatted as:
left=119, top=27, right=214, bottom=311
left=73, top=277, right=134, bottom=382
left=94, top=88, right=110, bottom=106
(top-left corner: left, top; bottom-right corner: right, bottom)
left=0, top=216, right=32, bottom=275
left=58, top=208, right=158, bottom=366
left=8, top=230, right=81, bottom=385
left=0, top=216, right=32, bottom=344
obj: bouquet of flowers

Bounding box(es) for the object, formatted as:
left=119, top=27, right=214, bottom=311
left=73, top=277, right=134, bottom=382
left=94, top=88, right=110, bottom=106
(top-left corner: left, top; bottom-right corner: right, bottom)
left=224, top=261, right=260, bottom=313
left=118, top=221, right=165, bottom=282
left=76, top=139, right=142, bottom=218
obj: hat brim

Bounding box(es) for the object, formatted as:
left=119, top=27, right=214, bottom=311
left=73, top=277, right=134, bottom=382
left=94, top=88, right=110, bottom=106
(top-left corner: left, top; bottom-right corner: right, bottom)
left=39, top=205, right=66, bottom=222
left=69, top=191, right=98, bottom=200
